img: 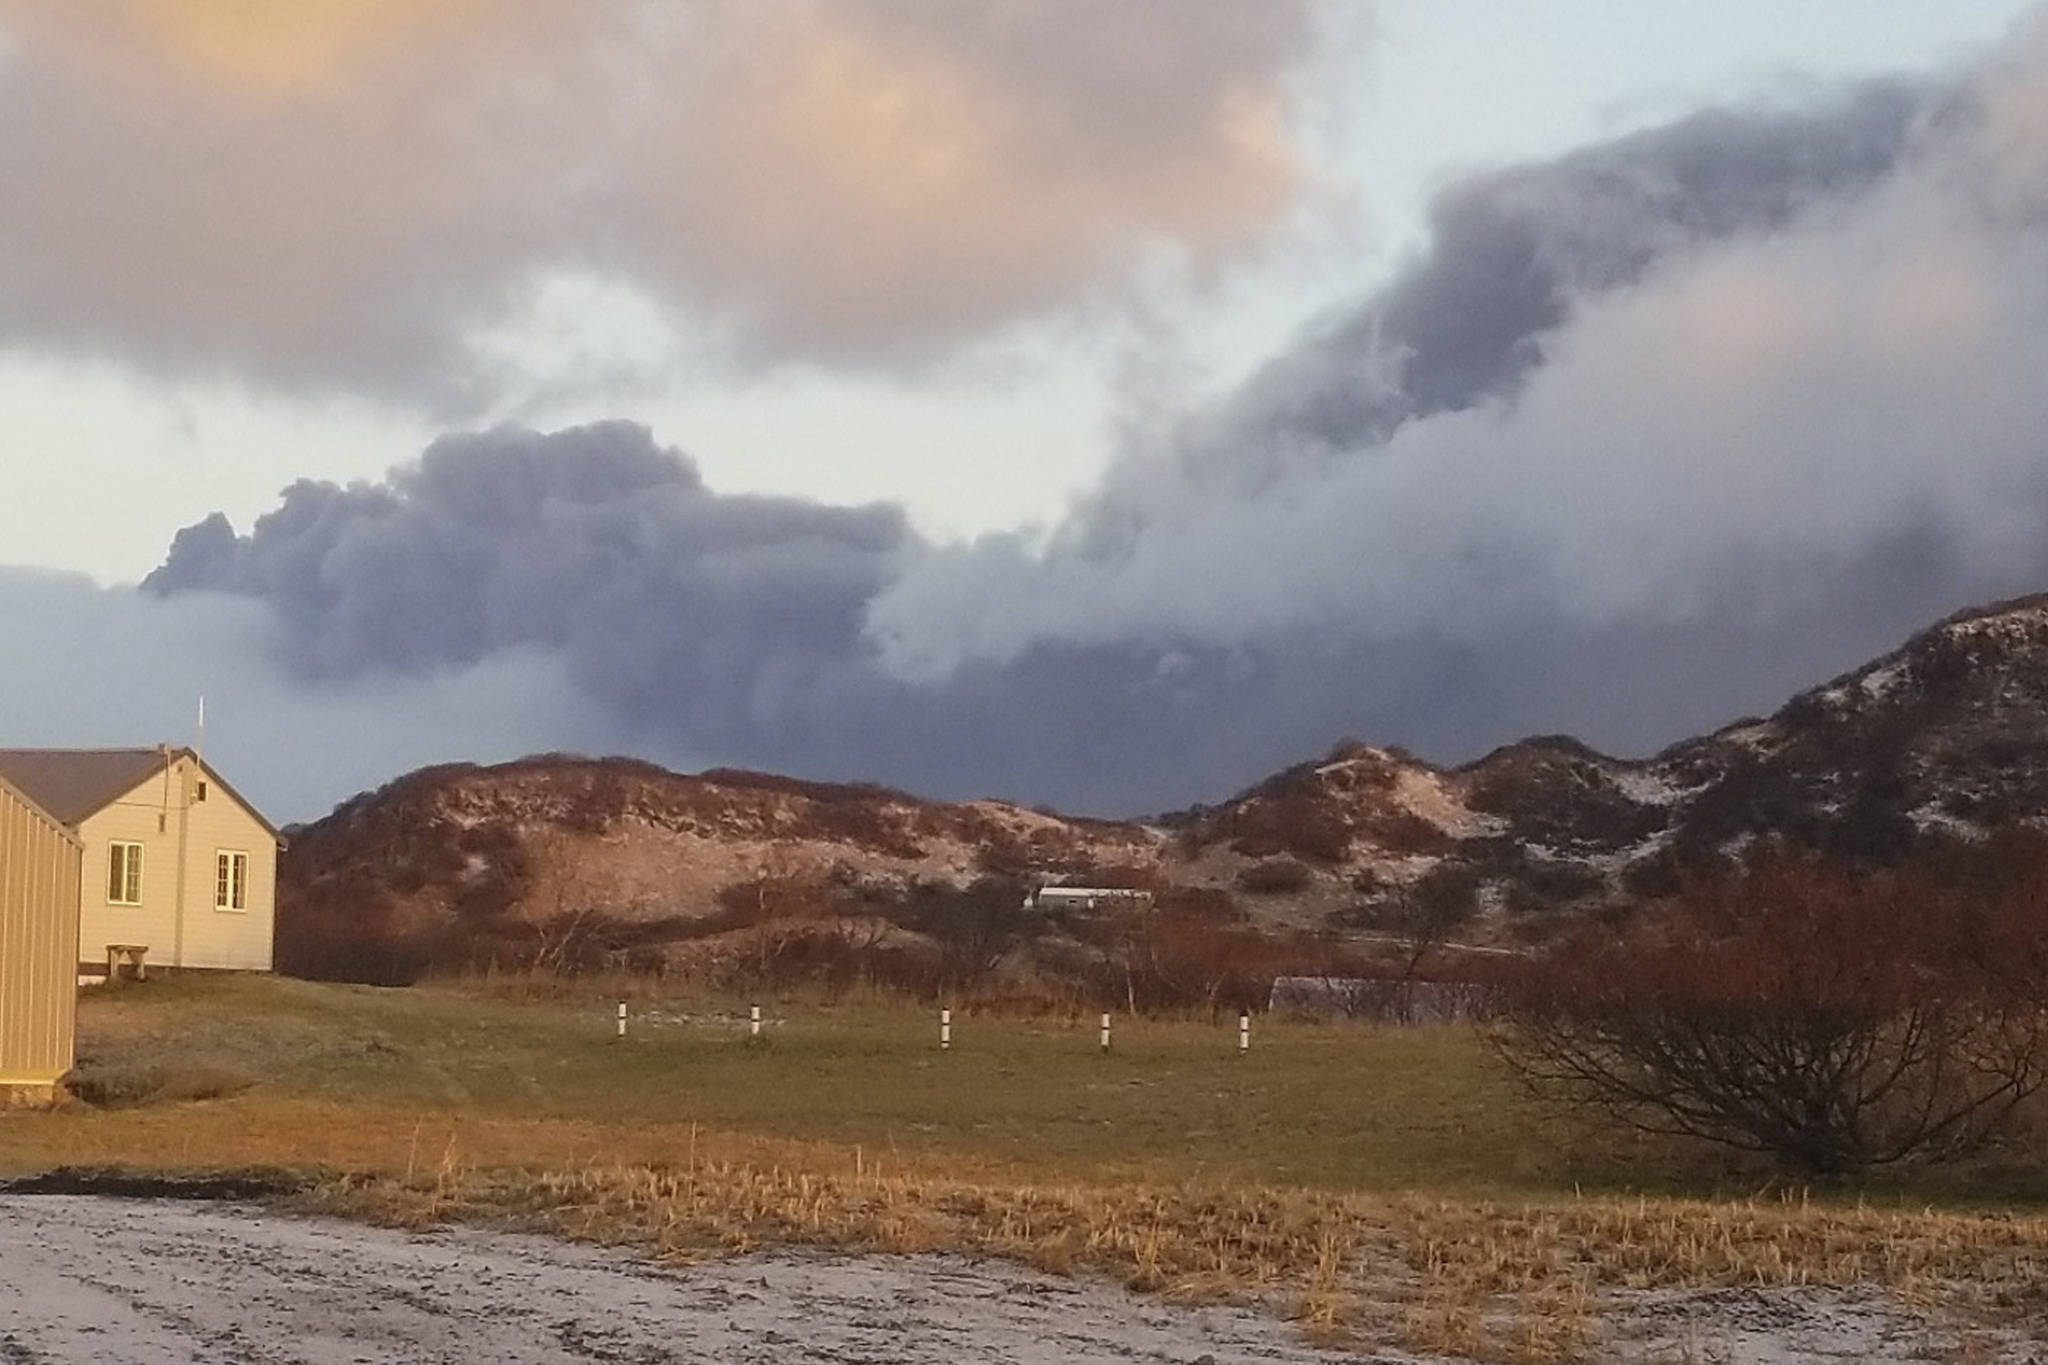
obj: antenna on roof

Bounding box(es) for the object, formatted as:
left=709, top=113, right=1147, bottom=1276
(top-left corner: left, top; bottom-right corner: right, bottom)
left=196, top=694, right=205, bottom=763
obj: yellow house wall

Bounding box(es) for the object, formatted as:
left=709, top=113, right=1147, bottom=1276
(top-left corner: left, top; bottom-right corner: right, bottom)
left=0, top=781, right=80, bottom=1088
left=174, top=757, right=276, bottom=972
left=74, top=756, right=275, bottom=973
left=75, top=771, right=182, bottom=972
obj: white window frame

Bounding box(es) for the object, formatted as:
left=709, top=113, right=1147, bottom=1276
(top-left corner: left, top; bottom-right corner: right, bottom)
left=108, top=841, right=143, bottom=906
left=215, top=849, right=250, bottom=913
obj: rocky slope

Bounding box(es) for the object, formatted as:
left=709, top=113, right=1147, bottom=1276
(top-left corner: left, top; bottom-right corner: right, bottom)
left=279, top=593, right=2048, bottom=976
left=1173, top=593, right=2048, bottom=919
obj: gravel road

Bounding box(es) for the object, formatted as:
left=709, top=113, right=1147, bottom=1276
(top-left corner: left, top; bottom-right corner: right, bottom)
left=0, top=1195, right=1374, bottom=1364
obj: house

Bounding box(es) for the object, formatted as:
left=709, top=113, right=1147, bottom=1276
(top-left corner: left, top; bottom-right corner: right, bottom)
left=1022, top=885, right=1155, bottom=913
left=0, top=770, right=81, bottom=1103
left=0, top=748, right=278, bottom=977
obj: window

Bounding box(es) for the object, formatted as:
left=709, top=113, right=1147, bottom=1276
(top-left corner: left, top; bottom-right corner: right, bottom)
left=108, top=842, right=143, bottom=905
left=215, top=851, right=249, bottom=912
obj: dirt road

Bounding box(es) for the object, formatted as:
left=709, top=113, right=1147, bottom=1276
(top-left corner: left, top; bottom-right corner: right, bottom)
left=0, top=1195, right=1370, bottom=1364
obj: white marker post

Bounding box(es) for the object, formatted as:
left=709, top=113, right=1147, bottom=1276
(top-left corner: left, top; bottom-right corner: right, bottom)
left=616, top=1000, right=627, bottom=1039
left=1238, top=1013, right=1250, bottom=1055
left=940, top=1008, right=952, bottom=1051
left=750, top=1004, right=762, bottom=1039
left=1099, top=1012, right=1112, bottom=1053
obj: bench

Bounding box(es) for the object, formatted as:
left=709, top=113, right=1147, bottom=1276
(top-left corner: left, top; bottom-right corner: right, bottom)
left=105, top=944, right=149, bottom=982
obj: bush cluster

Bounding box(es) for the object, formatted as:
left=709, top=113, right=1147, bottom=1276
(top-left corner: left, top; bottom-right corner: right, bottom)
left=1495, top=839, right=2048, bottom=1173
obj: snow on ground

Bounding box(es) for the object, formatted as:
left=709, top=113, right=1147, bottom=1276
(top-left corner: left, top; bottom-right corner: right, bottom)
left=0, top=1195, right=1364, bottom=1365
left=1712, top=720, right=1781, bottom=753
left=1857, top=660, right=1910, bottom=701
left=1603, top=1285, right=2035, bottom=1365
left=0, top=1196, right=2032, bottom=1364
left=1909, top=802, right=1985, bottom=840
left=1940, top=603, right=2048, bottom=645
left=1608, top=765, right=1697, bottom=807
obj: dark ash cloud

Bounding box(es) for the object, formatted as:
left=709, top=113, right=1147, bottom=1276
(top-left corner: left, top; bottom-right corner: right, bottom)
left=146, top=422, right=911, bottom=740
left=1216, top=77, right=1930, bottom=460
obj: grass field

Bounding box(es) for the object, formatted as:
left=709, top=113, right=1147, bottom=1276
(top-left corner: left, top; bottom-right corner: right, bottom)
left=10, top=973, right=1655, bottom=1193
left=6, top=974, right=2047, bottom=1360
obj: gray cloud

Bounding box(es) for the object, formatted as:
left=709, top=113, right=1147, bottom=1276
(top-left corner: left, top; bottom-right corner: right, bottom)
left=126, top=17, right=2048, bottom=820
left=870, top=18, right=2048, bottom=752
left=1214, top=77, right=1930, bottom=459
left=1070, top=73, right=1936, bottom=541
left=0, top=567, right=626, bottom=823
left=0, top=1, right=1326, bottom=406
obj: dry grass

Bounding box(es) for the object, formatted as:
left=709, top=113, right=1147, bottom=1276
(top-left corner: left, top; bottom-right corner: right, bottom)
left=284, top=1139, right=2048, bottom=1363
left=7, top=974, right=2047, bottom=1363
left=63, top=1058, right=257, bottom=1109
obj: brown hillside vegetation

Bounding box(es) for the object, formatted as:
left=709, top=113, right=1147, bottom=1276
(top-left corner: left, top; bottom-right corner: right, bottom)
left=282, top=591, right=2048, bottom=992
left=279, top=754, right=1175, bottom=987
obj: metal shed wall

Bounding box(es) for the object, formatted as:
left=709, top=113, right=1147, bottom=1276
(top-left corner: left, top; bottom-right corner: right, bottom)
left=0, top=775, right=81, bottom=1096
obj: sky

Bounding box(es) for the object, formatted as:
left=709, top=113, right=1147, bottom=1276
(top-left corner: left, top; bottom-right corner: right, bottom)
left=4, top=0, right=2047, bottom=823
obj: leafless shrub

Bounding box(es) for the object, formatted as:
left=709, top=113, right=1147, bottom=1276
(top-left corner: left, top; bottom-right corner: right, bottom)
left=1153, top=884, right=1243, bottom=922
left=1494, top=847, right=2048, bottom=1174
left=1238, top=857, right=1312, bottom=895
left=890, top=876, right=1037, bottom=991
left=1227, top=796, right=1355, bottom=863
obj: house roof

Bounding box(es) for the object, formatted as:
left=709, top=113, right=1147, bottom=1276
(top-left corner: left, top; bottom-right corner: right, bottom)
left=0, top=749, right=172, bottom=826
left=0, top=769, right=84, bottom=848
left=0, top=748, right=278, bottom=837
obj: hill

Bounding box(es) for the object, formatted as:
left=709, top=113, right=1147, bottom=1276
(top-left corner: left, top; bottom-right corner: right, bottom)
left=279, top=592, right=2048, bottom=982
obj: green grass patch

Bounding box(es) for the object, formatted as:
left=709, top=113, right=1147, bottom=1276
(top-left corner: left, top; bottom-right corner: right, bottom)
left=1, top=973, right=2039, bottom=1209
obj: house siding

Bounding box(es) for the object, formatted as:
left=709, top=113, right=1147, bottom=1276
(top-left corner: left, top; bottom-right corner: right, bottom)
left=75, top=756, right=274, bottom=973
left=0, top=778, right=80, bottom=1092
left=177, top=758, right=276, bottom=972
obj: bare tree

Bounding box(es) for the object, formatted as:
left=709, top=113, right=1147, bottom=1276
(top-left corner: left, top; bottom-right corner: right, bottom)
left=1384, top=864, right=1481, bottom=984
left=1494, top=850, right=2048, bottom=1174
left=897, top=876, right=1035, bottom=990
